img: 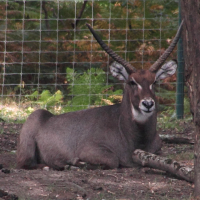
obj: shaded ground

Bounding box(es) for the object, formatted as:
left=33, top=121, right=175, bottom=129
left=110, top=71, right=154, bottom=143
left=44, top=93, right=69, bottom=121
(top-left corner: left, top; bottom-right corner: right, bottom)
left=0, top=121, right=195, bottom=200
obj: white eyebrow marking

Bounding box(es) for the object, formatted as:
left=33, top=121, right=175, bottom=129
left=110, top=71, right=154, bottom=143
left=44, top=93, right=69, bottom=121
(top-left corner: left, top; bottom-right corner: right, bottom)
left=149, top=77, right=157, bottom=90
left=132, top=77, right=142, bottom=90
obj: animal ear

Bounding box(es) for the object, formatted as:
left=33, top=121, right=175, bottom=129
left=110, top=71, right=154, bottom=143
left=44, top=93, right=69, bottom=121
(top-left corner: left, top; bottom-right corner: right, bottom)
left=110, top=62, right=129, bottom=81
left=155, top=60, right=177, bottom=81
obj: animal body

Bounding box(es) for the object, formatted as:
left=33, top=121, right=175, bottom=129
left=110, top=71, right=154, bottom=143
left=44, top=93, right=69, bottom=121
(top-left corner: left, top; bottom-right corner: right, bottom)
left=17, top=22, right=183, bottom=170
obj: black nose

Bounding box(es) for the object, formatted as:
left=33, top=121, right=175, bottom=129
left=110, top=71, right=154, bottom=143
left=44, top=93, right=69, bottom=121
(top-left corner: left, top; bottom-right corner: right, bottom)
left=142, top=100, right=154, bottom=109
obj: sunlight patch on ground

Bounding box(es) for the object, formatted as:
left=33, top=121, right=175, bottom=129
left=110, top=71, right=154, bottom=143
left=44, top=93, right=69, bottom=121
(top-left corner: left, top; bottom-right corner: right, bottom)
left=0, top=103, right=35, bottom=122
left=0, top=102, right=63, bottom=122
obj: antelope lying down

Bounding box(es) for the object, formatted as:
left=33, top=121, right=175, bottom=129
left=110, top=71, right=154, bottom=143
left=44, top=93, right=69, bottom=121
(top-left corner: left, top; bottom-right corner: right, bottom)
left=17, top=22, right=183, bottom=170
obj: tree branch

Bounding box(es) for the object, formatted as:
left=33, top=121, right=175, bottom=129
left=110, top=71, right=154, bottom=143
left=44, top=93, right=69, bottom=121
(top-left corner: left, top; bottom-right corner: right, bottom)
left=42, top=1, right=49, bottom=30
left=71, top=0, right=88, bottom=29
left=132, top=149, right=194, bottom=183
left=160, top=134, right=194, bottom=144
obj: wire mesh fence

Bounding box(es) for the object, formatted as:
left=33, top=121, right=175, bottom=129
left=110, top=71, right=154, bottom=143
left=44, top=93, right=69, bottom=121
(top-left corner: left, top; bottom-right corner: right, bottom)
left=0, top=0, right=183, bottom=122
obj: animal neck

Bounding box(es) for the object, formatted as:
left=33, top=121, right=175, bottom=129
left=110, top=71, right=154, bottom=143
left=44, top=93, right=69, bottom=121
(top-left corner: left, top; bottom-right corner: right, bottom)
left=119, top=89, right=157, bottom=150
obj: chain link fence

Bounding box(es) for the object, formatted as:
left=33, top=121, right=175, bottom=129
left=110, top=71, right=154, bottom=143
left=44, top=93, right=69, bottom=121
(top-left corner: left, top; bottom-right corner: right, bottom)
left=0, top=0, right=182, bottom=122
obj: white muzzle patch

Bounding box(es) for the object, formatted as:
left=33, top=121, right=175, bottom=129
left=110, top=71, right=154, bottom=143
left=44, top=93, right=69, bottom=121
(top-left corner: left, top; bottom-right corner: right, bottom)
left=131, top=103, right=154, bottom=123
left=139, top=98, right=155, bottom=113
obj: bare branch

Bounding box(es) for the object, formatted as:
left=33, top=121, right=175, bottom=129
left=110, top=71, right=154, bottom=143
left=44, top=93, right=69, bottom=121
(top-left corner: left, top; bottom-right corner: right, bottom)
left=132, top=149, right=194, bottom=183
left=160, top=134, right=194, bottom=144
left=72, top=0, right=88, bottom=29
left=42, top=1, right=49, bottom=30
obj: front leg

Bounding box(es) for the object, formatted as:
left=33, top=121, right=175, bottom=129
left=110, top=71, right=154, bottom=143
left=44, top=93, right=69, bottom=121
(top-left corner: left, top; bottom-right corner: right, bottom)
left=144, top=133, right=162, bottom=154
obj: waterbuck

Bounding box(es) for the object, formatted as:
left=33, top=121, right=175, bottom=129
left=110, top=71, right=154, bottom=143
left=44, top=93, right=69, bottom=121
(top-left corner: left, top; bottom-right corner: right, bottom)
left=17, top=21, right=183, bottom=170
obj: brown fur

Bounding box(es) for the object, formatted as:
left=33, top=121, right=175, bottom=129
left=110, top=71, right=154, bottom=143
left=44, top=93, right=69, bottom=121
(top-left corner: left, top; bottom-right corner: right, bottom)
left=17, top=70, right=162, bottom=170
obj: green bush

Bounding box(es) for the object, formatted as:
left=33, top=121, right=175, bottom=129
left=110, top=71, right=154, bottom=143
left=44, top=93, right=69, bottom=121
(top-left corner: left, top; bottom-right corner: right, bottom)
left=65, top=67, right=122, bottom=112
left=27, top=90, right=63, bottom=109
left=157, top=97, right=192, bottom=132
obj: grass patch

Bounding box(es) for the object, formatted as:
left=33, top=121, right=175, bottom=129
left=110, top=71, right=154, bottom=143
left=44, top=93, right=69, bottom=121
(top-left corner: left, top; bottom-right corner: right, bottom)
left=157, top=109, right=193, bottom=133
left=167, top=151, right=194, bottom=161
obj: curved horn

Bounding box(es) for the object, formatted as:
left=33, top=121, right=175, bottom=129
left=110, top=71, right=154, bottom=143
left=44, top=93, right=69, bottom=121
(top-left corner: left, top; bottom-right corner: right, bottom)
left=150, top=20, right=184, bottom=73
left=86, top=23, right=136, bottom=74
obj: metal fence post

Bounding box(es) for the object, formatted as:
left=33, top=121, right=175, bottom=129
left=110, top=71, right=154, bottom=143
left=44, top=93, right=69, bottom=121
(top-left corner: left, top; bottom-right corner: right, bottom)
left=176, top=0, right=185, bottom=119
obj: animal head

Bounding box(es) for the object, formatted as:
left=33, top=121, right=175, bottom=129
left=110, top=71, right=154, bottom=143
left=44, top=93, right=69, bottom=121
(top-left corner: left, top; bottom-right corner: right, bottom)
left=86, top=21, right=183, bottom=123
left=110, top=60, right=177, bottom=122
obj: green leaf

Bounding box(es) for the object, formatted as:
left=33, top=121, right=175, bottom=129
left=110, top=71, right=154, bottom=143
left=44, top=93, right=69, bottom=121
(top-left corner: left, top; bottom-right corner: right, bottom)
left=39, top=90, right=52, bottom=102
left=66, top=67, right=119, bottom=111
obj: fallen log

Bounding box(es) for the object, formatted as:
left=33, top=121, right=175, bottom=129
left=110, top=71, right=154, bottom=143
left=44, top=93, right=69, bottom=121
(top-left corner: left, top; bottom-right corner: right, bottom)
left=159, top=134, right=194, bottom=144
left=132, top=149, right=194, bottom=183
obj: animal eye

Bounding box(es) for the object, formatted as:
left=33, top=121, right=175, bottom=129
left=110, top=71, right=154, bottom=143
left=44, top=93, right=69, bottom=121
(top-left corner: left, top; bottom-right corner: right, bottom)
left=130, top=80, right=137, bottom=86
left=153, top=81, right=157, bottom=85
left=150, top=81, right=157, bottom=90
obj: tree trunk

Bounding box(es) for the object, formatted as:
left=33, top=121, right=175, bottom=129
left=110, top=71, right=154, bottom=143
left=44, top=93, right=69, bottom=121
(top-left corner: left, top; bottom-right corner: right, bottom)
left=181, top=0, right=200, bottom=198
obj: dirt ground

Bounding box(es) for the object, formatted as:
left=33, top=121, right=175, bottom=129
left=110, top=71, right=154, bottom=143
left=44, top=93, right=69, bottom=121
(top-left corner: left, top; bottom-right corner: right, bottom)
left=0, top=121, right=195, bottom=200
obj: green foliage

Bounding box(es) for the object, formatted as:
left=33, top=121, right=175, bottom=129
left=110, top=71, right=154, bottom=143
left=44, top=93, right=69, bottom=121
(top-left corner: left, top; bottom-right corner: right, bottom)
left=167, top=148, right=194, bottom=161
left=157, top=108, right=179, bottom=131
left=183, top=96, right=191, bottom=116
left=0, top=0, right=181, bottom=120
left=65, top=67, right=122, bottom=112
left=157, top=97, right=192, bottom=132
left=27, top=90, right=63, bottom=109
left=157, top=88, right=176, bottom=112
left=28, top=91, right=39, bottom=100
left=0, top=0, right=179, bottom=93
